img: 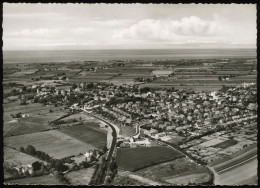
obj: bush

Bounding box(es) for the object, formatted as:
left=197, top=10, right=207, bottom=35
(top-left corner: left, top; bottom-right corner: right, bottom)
left=19, top=147, right=25, bottom=152
left=25, top=145, right=36, bottom=156
left=32, top=161, right=42, bottom=171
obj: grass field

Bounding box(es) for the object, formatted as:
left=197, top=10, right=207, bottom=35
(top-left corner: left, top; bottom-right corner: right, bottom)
left=135, top=157, right=210, bottom=185
left=163, top=173, right=211, bottom=185
left=5, top=175, right=63, bottom=185
left=4, top=146, right=45, bottom=167
left=4, top=130, right=95, bottom=159
left=59, top=124, right=107, bottom=149
left=213, top=140, right=238, bottom=149
left=64, top=167, right=95, bottom=185
left=119, top=125, right=136, bottom=137
left=116, top=146, right=184, bottom=172
left=4, top=103, right=68, bottom=137
left=113, top=174, right=146, bottom=186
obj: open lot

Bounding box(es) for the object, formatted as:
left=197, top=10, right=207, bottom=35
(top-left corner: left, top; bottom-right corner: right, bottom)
left=135, top=157, right=210, bottom=185
left=59, top=124, right=107, bottom=149
left=4, top=130, right=95, bottom=159
left=5, top=175, right=63, bottom=185
left=116, top=146, right=183, bottom=172
left=65, top=167, right=95, bottom=185
left=119, top=125, right=136, bottom=137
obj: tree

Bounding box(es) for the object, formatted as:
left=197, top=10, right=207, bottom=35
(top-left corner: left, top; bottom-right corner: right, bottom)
left=55, top=160, right=68, bottom=172
left=32, top=161, right=42, bottom=171
left=36, top=150, right=43, bottom=158
left=22, top=86, right=27, bottom=92
left=72, top=83, right=77, bottom=89
left=19, top=147, right=25, bottom=152
left=140, top=87, right=151, bottom=93
left=26, top=145, right=36, bottom=156
left=87, top=82, right=94, bottom=89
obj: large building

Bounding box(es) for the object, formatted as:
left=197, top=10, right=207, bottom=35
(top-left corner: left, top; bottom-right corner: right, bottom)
left=151, top=70, right=173, bottom=77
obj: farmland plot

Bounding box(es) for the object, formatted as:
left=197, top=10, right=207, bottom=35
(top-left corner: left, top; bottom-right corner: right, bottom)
left=4, top=146, right=45, bottom=167
left=4, top=106, right=67, bottom=137
left=136, top=157, right=210, bottom=185
left=116, top=146, right=183, bottom=172
left=59, top=124, right=107, bottom=149
left=4, top=130, right=94, bottom=159
left=65, top=168, right=95, bottom=185
left=5, top=175, right=63, bottom=185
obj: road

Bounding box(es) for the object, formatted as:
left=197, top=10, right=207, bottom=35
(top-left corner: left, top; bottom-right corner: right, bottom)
left=209, top=146, right=257, bottom=185
left=132, top=124, right=143, bottom=138
left=81, top=108, right=118, bottom=184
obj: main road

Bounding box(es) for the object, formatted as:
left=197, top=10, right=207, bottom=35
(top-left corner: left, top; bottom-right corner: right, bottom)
left=81, top=108, right=118, bottom=185
left=81, top=108, right=118, bottom=161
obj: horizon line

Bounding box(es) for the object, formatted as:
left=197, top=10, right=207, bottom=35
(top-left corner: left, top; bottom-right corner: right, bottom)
left=3, top=47, right=257, bottom=52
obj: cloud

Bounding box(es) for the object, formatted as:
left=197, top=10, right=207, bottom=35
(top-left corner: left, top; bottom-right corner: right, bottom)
left=114, top=16, right=221, bottom=42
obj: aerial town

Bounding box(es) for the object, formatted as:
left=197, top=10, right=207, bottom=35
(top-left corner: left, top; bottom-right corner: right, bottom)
left=3, top=57, right=257, bottom=185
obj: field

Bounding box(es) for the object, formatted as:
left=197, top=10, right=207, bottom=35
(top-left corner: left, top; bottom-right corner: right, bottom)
left=4, top=130, right=95, bottom=159
left=198, top=138, right=228, bottom=148
left=64, top=167, right=95, bottom=185
left=116, top=146, right=184, bottom=172
left=119, top=125, right=136, bottom=137
left=113, top=173, right=146, bottom=186
left=213, top=140, right=238, bottom=149
left=4, top=146, right=44, bottom=167
left=5, top=175, right=63, bottom=185
left=135, top=157, right=211, bottom=185
left=163, top=173, right=210, bottom=185
left=4, top=102, right=68, bottom=136
left=59, top=124, right=107, bottom=149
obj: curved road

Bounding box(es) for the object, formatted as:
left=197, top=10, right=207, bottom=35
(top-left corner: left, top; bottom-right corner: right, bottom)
left=81, top=108, right=118, bottom=185
left=81, top=108, right=118, bottom=161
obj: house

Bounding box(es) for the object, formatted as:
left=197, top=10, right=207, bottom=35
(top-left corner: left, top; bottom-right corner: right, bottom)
left=159, top=124, right=167, bottom=129
left=153, top=132, right=167, bottom=140
left=129, top=137, right=151, bottom=147
left=144, top=128, right=158, bottom=137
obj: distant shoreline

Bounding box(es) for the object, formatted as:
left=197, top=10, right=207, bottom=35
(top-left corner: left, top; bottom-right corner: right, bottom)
left=3, top=48, right=256, bottom=64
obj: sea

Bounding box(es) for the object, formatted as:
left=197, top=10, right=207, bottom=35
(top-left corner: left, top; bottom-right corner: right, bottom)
left=3, top=48, right=256, bottom=64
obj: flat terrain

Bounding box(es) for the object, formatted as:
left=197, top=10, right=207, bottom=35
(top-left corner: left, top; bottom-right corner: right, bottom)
left=116, top=146, right=183, bottom=172
left=59, top=124, right=107, bottom=149
left=65, top=167, right=95, bottom=185
left=4, top=130, right=95, bottom=159
left=4, top=146, right=44, bottom=167
left=135, top=157, right=211, bottom=185
left=163, top=173, right=210, bottom=185
left=5, top=175, right=63, bottom=185
left=4, top=102, right=68, bottom=137
left=119, top=125, right=136, bottom=137
left=113, top=172, right=146, bottom=186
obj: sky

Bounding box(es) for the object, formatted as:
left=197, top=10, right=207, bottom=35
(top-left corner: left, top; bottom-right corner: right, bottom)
left=3, top=3, right=257, bottom=50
